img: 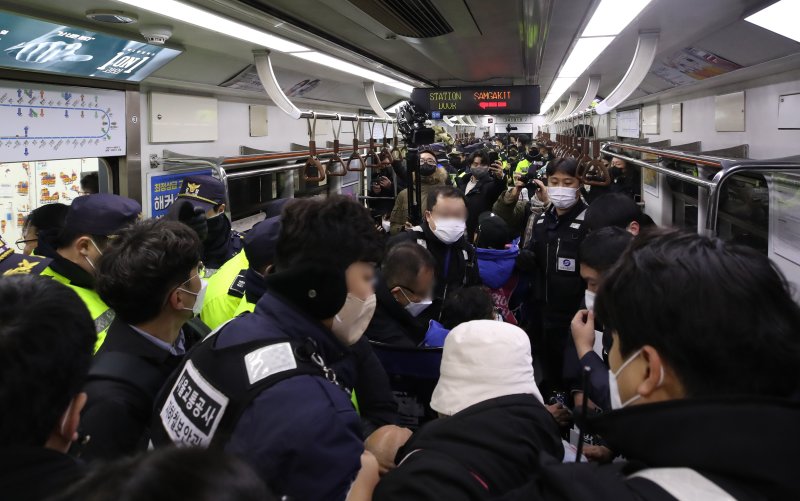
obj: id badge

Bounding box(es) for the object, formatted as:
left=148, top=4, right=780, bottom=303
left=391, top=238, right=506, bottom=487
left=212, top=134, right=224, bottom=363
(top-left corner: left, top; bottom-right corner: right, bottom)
left=557, top=257, right=576, bottom=272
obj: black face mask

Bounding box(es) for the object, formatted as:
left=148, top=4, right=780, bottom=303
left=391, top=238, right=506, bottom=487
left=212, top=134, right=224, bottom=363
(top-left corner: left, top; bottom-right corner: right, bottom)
left=420, top=164, right=437, bottom=176
left=610, top=167, right=624, bottom=178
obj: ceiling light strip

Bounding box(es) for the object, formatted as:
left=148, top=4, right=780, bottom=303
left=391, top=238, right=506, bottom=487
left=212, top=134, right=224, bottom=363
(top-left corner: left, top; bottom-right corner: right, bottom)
left=538, top=0, right=653, bottom=114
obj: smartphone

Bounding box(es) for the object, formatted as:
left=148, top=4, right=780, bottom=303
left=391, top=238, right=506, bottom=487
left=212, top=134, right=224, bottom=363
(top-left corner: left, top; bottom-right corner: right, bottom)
left=488, top=150, right=500, bottom=164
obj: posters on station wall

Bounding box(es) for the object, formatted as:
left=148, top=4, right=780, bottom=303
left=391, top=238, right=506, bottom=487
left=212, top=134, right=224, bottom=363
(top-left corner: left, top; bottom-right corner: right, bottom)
left=0, top=157, right=98, bottom=246
left=651, top=47, right=742, bottom=87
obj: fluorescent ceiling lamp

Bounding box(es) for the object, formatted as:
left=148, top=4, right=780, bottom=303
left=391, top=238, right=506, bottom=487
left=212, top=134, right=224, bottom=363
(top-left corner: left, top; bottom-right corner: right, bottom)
left=114, top=0, right=309, bottom=52
left=294, top=51, right=414, bottom=92
left=115, top=0, right=415, bottom=93
left=745, top=0, right=800, bottom=43
left=558, top=37, right=614, bottom=77
left=582, top=0, right=654, bottom=37
left=538, top=0, right=652, bottom=114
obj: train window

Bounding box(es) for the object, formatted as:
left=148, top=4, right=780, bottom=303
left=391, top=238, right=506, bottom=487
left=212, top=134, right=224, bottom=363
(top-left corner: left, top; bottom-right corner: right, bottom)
left=0, top=157, right=112, bottom=246
left=669, top=167, right=769, bottom=253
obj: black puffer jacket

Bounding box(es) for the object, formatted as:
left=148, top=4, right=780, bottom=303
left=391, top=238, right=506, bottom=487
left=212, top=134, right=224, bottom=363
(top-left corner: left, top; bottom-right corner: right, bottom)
left=374, top=394, right=564, bottom=500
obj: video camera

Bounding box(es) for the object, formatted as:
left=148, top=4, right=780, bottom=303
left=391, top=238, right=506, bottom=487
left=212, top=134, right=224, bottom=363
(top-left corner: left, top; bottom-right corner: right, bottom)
left=396, top=102, right=436, bottom=146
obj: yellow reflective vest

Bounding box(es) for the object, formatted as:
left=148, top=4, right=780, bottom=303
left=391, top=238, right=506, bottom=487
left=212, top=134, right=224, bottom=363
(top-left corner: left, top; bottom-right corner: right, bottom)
left=200, top=251, right=250, bottom=330
left=41, top=267, right=114, bottom=352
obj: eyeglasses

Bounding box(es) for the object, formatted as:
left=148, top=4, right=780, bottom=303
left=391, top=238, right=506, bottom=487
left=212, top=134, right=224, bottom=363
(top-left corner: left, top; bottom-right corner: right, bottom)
left=15, top=238, right=36, bottom=250
left=419, top=159, right=438, bottom=166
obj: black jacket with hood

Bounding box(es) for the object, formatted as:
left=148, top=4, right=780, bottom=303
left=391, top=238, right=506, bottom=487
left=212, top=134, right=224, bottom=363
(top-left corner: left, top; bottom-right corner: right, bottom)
left=499, top=397, right=800, bottom=500
left=373, top=394, right=564, bottom=500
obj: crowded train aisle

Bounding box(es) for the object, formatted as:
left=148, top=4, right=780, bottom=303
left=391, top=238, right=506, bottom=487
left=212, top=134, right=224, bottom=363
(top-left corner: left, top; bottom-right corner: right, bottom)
left=2, top=135, right=799, bottom=501
left=2, top=0, right=800, bottom=497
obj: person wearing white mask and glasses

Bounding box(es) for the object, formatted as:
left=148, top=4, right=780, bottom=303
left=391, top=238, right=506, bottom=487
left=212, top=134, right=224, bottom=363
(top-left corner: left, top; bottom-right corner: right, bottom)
left=79, top=219, right=206, bottom=463
left=152, top=196, right=399, bottom=501
left=365, top=242, right=436, bottom=347
left=514, top=157, right=588, bottom=400
left=389, top=185, right=481, bottom=324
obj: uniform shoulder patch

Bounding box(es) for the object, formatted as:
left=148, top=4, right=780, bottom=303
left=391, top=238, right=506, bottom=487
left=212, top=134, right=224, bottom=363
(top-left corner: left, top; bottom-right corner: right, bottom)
left=159, top=360, right=229, bottom=447
left=227, top=271, right=247, bottom=298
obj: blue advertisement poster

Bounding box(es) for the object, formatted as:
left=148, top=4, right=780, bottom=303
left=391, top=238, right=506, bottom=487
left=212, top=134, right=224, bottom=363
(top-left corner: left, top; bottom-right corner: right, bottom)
left=0, top=10, right=181, bottom=82
left=150, top=169, right=212, bottom=218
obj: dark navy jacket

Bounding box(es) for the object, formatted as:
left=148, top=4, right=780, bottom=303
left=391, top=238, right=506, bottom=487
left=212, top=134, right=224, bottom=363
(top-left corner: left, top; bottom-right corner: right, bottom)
left=216, top=291, right=363, bottom=501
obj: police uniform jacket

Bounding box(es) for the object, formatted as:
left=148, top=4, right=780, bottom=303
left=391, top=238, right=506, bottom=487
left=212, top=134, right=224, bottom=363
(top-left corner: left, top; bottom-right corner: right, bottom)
left=154, top=289, right=364, bottom=501
left=520, top=201, right=588, bottom=323
left=39, top=251, right=114, bottom=351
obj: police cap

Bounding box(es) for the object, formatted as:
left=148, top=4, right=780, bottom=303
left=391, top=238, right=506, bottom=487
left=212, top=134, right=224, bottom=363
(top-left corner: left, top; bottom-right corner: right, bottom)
left=177, top=175, right=226, bottom=211
left=63, top=194, right=141, bottom=236
left=244, top=216, right=281, bottom=270
left=0, top=236, right=51, bottom=276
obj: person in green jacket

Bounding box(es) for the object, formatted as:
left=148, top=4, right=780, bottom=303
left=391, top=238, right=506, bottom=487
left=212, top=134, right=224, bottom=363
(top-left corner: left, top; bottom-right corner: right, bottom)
left=38, top=194, right=141, bottom=351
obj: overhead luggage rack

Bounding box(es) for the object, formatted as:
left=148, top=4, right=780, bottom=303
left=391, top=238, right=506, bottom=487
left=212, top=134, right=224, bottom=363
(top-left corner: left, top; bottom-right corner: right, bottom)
left=600, top=142, right=800, bottom=236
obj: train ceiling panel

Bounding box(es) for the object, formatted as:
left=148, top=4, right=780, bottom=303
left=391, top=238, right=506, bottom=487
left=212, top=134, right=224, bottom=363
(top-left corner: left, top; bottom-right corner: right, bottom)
left=0, top=0, right=797, bottom=115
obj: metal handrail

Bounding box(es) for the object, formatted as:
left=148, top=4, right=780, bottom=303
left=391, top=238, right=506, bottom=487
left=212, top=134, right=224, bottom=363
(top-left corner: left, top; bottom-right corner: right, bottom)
left=600, top=144, right=716, bottom=189
left=707, top=161, right=800, bottom=235
left=600, top=142, right=800, bottom=236
left=604, top=141, right=727, bottom=168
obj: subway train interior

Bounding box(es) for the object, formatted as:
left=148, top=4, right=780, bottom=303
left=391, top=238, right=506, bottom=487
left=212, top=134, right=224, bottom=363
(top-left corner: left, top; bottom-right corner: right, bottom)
left=2, top=0, right=800, bottom=499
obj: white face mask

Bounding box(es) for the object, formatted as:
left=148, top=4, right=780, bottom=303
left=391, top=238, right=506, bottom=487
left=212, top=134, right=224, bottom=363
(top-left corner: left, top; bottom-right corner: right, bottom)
left=179, top=277, right=208, bottom=316
left=584, top=290, right=596, bottom=311
left=609, top=348, right=665, bottom=410
left=432, top=218, right=466, bottom=244
left=381, top=219, right=391, bottom=233
left=84, top=238, right=104, bottom=273
left=548, top=186, right=579, bottom=210
left=331, top=293, right=377, bottom=345
left=399, top=288, right=432, bottom=317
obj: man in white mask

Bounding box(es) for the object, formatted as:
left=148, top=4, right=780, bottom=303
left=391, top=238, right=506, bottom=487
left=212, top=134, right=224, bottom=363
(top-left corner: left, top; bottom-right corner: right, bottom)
left=365, top=242, right=436, bottom=347
left=79, top=219, right=205, bottom=462
left=514, top=158, right=588, bottom=399
left=151, top=196, right=396, bottom=501
left=486, top=229, right=800, bottom=500
left=389, top=185, right=482, bottom=323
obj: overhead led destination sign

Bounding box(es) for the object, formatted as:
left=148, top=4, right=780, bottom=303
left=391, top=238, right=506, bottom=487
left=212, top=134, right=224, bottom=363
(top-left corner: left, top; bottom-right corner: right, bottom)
left=411, top=85, right=540, bottom=115
left=0, top=10, right=182, bottom=82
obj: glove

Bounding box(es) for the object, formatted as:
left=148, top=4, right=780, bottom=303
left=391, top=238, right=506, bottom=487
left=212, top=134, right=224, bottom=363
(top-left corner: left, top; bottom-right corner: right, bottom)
left=515, top=248, right=538, bottom=273
left=167, top=199, right=208, bottom=242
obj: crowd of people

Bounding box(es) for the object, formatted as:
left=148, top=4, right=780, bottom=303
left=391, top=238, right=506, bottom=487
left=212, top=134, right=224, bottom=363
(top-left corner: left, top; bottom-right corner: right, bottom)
left=2, top=136, right=799, bottom=501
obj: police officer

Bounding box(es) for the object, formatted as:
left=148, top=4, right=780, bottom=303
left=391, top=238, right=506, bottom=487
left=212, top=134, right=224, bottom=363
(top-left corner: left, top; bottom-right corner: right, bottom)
left=516, top=158, right=588, bottom=398
left=38, top=194, right=141, bottom=351
left=200, top=199, right=287, bottom=329
left=0, top=234, right=51, bottom=276
left=231, top=215, right=281, bottom=317
left=171, top=175, right=243, bottom=275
